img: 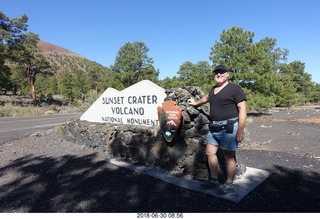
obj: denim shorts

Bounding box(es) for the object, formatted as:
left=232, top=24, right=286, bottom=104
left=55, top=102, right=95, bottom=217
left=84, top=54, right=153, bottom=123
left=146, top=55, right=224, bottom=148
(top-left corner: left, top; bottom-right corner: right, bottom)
left=206, top=122, right=239, bottom=151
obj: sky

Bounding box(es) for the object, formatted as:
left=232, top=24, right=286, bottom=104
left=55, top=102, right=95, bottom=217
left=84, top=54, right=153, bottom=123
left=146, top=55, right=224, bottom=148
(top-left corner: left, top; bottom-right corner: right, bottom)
left=1, top=0, right=320, bottom=83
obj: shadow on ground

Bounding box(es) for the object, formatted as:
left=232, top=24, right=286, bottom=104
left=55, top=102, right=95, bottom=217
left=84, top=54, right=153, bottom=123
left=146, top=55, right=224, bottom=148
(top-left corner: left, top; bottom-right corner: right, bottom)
left=0, top=150, right=319, bottom=212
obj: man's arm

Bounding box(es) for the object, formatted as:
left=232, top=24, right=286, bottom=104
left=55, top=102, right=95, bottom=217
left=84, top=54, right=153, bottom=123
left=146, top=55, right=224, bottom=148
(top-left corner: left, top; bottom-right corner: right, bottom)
left=237, top=100, right=247, bottom=142
left=188, top=94, right=209, bottom=107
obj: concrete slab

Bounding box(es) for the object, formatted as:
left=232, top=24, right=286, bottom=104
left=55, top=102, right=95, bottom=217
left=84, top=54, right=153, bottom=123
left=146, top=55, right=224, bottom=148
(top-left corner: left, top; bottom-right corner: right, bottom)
left=109, top=159, right=271, bottom=203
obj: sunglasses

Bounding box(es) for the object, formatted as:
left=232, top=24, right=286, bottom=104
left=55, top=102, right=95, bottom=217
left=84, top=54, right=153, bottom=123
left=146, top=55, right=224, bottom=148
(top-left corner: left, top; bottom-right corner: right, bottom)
left=214, top=71, right=227, bottom=75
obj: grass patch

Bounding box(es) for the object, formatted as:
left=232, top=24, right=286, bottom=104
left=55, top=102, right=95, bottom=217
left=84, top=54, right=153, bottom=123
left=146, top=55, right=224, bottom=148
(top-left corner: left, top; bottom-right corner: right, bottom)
left=0, top=103, right=49, bottom=117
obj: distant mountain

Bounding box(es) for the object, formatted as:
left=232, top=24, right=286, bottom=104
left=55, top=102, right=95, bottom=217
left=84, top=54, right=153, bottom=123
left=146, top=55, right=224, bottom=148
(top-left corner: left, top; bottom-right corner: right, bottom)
left=36, top=40, right=108, bottom=78
left=37, top=40, right=81, bottom=57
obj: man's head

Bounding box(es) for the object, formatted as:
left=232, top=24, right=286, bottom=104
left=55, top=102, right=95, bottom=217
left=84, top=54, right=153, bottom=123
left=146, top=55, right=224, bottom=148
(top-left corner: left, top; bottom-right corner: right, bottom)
left=213, top=65, right=229, bottom=74
left=213, top=65, right=229, bottom=84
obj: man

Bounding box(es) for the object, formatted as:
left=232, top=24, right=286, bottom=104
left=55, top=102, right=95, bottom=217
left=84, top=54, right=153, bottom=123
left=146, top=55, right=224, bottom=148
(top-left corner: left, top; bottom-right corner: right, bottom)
left=188, top=64, right=247, bottom=195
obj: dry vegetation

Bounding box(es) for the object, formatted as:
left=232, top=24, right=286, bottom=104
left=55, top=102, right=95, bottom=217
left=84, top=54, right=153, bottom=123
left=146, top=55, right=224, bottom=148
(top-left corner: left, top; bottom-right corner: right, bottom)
left=0, top=95, right=83, bottom=117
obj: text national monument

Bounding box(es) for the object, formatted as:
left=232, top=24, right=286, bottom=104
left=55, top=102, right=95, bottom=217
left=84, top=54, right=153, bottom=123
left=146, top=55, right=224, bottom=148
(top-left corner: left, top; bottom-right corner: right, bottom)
left=80, top=80, right=167, bottom=127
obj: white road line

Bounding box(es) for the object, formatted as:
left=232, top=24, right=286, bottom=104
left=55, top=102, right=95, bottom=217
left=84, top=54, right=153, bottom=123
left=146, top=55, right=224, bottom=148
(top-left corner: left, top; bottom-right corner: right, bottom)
left=0, top=123, right=64, bottom=133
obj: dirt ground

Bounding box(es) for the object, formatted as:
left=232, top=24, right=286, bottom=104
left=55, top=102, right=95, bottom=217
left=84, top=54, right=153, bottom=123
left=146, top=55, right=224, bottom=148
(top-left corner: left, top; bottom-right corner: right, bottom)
left=0, top=104, right=320, bottom=212
left=241, top=105, right=320, bottom=162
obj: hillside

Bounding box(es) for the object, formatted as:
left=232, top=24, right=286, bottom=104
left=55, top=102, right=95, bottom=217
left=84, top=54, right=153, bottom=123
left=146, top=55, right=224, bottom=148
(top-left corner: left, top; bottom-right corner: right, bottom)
left=36, top=40, right=109, bottom=78
left=37, top=40, right=81, bottom=57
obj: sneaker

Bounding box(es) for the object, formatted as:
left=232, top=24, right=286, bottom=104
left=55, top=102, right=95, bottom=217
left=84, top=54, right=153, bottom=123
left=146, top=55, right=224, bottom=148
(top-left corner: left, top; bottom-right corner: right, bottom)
left=202, top=178, right=220, bottom=189
left=215, top=182, right=235, bottom=195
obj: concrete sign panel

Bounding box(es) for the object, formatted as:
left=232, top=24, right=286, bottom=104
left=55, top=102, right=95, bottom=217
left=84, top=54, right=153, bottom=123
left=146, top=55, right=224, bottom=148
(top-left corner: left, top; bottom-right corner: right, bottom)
left=80, top=80, right=166, bottom=126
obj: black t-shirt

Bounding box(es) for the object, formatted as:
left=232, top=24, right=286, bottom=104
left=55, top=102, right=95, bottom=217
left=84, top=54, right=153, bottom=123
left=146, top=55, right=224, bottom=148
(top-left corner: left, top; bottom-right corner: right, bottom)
left=208, top=83, right=246, bottom=121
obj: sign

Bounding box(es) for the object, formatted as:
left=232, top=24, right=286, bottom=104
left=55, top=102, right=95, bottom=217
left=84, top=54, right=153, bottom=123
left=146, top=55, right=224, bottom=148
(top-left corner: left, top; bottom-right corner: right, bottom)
left=157, top=101, right=182, bottom=142
left=80, top=80, right=166, bottom=126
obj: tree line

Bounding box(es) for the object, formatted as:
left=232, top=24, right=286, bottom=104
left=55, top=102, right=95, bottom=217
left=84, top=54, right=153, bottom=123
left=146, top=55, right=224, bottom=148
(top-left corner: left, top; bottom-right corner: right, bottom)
left=1, top=12, right=319, bottom=111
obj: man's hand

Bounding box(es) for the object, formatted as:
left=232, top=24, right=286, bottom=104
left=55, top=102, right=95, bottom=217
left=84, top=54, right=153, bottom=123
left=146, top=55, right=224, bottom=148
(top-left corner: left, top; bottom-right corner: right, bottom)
left=188, top=95, right=209, bottom=107
left=188, top=98, right=197, bottom=106
left=237, top=128, right=245, bottom=143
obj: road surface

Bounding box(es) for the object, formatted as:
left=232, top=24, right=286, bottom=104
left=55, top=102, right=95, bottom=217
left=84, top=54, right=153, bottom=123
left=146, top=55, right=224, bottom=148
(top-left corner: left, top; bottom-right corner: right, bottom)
left=0, top=113, right=81, bottom=145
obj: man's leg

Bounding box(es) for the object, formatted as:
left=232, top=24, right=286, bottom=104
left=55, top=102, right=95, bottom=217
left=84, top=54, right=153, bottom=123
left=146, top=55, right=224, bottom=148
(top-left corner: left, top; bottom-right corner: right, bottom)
left=205, top=143, right=219, bottom=178
left=214, top=150, right=236, bottom=194
left=223, top=150, right=236, bottom=183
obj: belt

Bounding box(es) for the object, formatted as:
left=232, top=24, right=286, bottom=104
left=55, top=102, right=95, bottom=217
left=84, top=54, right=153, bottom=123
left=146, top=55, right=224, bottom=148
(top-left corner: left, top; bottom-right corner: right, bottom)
left=211, top=117, right=238, bottom=126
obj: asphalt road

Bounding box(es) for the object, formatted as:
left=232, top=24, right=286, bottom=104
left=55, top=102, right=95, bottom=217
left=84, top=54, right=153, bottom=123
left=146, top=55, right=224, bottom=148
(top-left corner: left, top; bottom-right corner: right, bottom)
left=0, top=113, right=81, bottom=145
